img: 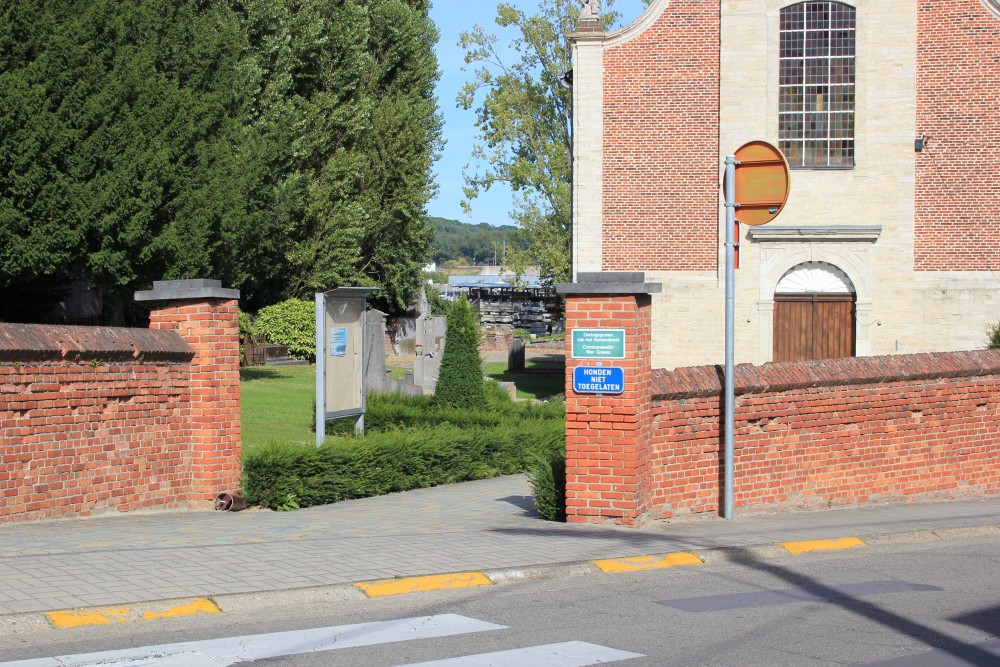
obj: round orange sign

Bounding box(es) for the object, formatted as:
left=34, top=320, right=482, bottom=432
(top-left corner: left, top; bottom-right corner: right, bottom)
left=730, top=141, right=790, bottom=226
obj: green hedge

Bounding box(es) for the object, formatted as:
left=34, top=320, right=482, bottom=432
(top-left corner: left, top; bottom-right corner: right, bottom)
left=254, top=298, right=315, bottom=361
left=244, top=419, right=565, bottom=511
left=352, top=386, right=565, bottom=434
left=527, top=448, right=566, bottom=522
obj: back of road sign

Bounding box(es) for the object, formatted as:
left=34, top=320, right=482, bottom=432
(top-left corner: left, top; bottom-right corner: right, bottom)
left=731, top=141, right=790, bottom=226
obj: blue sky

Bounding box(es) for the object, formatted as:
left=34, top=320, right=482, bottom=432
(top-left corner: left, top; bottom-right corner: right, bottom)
left=426, top=0, right=649, bottom=228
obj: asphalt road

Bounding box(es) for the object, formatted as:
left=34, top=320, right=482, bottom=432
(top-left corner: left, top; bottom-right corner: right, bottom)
left=2, top=534, right=999, bottom=666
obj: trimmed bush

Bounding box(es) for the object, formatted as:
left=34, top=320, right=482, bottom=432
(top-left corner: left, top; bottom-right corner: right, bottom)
left=527, top=449, right=566, bottom=522
left=433, top=296, right=487, bottom=411
left=244, top=419, right=565, bottom=510
left=351, top=386, right=564, bottom=434
left=248, top=366, right=567, bottom=521
left=255, top=298, right=315, bottom=361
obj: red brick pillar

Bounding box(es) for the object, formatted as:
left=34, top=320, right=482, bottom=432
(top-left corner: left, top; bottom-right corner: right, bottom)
left=136, top=279, right=242, bottom=502
left=556, top=272, right=661, bottom=526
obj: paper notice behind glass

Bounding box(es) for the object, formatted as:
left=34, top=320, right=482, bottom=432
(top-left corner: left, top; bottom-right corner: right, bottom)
left=325, top=300, right=364, bottom=414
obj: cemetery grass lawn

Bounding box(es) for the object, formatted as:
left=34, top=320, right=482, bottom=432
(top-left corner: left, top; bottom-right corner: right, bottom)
left=483, top=360, right=565, bottom=400
left=240, top=357, right=565, bottom=455
left=241, top=365, right=315, bottom=454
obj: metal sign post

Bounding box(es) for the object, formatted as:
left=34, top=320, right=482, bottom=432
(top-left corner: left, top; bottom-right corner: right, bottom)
left=721, top=141, right=790, bottom=519
left=723, top=156, right=738, bottom=520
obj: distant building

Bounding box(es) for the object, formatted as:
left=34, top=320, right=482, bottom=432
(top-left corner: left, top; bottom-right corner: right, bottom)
left=446, top=273, right=542, bottom=290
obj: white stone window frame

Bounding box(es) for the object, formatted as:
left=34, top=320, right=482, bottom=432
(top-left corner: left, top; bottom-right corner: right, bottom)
left=778, top=1, right=857, bottom=169
left=983, top=0, right=1000, bottom=19
left=750, top=226, right=879, bottom=361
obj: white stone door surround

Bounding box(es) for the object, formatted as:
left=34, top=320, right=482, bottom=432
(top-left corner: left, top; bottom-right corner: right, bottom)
left=751, top=226, right=879, bottom=362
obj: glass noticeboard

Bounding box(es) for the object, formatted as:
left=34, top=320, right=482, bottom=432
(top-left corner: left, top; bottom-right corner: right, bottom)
left=315, top=287, right=376, bottom=445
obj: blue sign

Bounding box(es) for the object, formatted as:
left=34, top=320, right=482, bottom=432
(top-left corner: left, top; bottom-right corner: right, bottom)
left=572, top=366, right=625, bottom=395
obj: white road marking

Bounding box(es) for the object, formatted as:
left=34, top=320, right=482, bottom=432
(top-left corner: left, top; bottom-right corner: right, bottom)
left=393, top=641, right=644, bottom=666
left=0, top=614, right=506, bottom=667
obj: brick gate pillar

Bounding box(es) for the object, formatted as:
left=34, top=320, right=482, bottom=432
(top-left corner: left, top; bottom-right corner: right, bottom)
left=136, top=279, right=242, bottom=502
left=556, top=272, right=662, bottom=525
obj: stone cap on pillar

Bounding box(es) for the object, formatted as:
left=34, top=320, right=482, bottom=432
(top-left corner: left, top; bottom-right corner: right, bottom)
left=134, top=279, right=240, bottom=302
left=555, top=272, right=662, bottom=295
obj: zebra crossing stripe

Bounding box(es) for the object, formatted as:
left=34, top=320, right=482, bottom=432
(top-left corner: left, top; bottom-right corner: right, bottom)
left=0, top=614, right=506, bottom=667
left=392, top=641, right=644, bottom=666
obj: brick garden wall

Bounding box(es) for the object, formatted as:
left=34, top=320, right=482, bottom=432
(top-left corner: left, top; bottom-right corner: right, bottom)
left=562, top=277, right=1000, bottom=526
left=0, top=290, right=241, bottom=523
left=601, top=0, right=720, bottom=272
left=647, top=351, right=1000, bottom=519
left=914, top=0, right=1000, bottom=271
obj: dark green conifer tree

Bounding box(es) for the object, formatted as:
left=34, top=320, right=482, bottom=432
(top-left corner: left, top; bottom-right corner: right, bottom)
left=0, top=0, right=441, bottom=317
left=433, top=296, right=487, bottom=411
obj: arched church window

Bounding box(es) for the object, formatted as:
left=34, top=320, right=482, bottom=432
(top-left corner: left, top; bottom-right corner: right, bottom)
left=779, top=2, right=856, bottom=168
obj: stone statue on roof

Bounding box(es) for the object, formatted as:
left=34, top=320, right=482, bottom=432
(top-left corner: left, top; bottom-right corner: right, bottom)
left=580, top=0, right=600, bottom=20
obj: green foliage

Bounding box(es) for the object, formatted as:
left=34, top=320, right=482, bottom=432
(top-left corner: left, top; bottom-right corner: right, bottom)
left=512, top=328, right=532, bottom=341
left=458, top=1, right=626, bottom=284
left=357, top=386, right=565, bottom=433
left=423, top=284, right=450, bottom=316
left=254, top=299, right=315, bottom=362
left=0, top=0, right=441, bottom=316
left=428, top=217, right=521, bottom=265
left=238, top=310, right=257, bottom=341
left=433, top=297, right=487, bottom=410
left=241, top=368, right=567, bottom=520
left=988, top=321, right=1000, bottom=349
left=527, top=448, right=566, bottom=522
left=244, top=396, right=565, bottom=512
left=276, top=493, right=300, bottom=512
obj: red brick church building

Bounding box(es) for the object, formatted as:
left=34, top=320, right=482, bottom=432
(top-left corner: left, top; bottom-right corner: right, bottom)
left=570, top=0, right=1000, bottom=369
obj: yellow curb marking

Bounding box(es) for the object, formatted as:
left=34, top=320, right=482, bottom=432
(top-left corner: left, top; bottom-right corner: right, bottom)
left=780, top=537, right=866, bottom=555
left=592, top=552, right=704, bottom=573
left=142, top=597, right=221, bottom=621
left=356, top=572, right=493, bottom=598
left=45, top=607, right=129, bottom=629
left=45, top=598, right=220, bottom=629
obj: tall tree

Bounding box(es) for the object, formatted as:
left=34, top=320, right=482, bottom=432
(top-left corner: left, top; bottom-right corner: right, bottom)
left=0, top=0, right=441, bottom=319
left=457, top=0, right=625, bottom=285
left=357, top=0, right=443, bottom=313
left=0, top=0, right=249, bottom=317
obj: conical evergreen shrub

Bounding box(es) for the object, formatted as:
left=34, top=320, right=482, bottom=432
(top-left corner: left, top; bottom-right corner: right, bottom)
left=433, top=296, right=487, bottom=411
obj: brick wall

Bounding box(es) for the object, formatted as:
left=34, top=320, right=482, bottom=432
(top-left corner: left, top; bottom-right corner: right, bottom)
left=647, top=352, right=1000, bottom=519
left=0, top=288, right=241, bottom=522
left=150, top=299, right=241, bottom=502
left=915, top=0, right=1000, bottom=271
left=601, top=0, right=720, bottom=272
left=562, top=282, right=1000, bottom=525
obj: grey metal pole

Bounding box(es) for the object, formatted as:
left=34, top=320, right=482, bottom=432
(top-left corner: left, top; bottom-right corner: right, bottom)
left=315, top=292, right=325, bottom=448
left=723, top=155, right=737, bottom=520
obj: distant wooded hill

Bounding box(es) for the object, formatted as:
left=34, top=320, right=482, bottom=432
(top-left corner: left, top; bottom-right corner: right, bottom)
left=429, top=217, right=523, bottom=266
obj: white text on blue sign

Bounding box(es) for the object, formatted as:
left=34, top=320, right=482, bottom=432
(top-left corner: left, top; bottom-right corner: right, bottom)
left=573, top=366, right=625, bottom=394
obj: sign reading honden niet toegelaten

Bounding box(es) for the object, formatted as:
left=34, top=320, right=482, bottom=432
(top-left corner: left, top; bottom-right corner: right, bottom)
left=571, top=328, right=626, bottom=360
left=572, top=366, right=625, bottom=394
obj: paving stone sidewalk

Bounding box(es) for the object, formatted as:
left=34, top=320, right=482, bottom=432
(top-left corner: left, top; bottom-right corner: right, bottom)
left=1, top=475, right=999, bottom=615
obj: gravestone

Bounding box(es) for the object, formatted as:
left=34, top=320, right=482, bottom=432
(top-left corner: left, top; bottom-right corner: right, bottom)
left=412, top=288, right=445, bottom=393
left=364, top=309, right=389, bottom=393
left=508, top=338, right=525, bottom=372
